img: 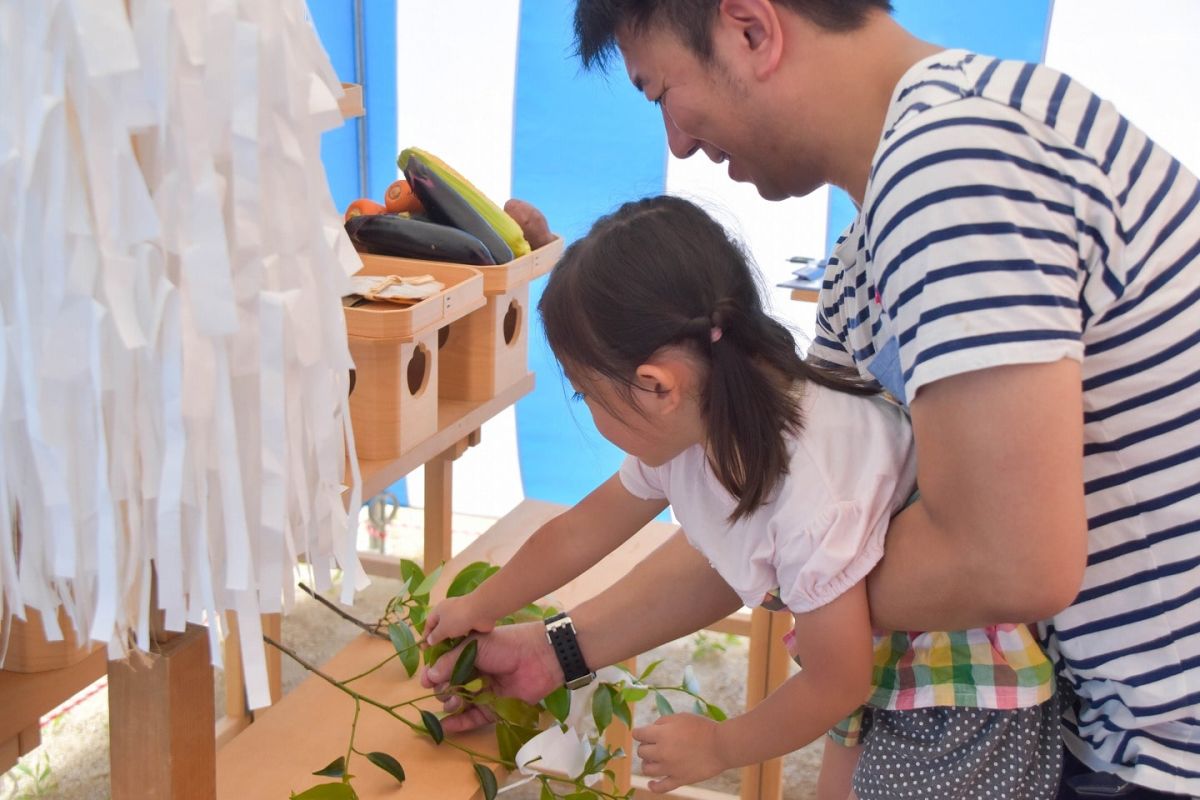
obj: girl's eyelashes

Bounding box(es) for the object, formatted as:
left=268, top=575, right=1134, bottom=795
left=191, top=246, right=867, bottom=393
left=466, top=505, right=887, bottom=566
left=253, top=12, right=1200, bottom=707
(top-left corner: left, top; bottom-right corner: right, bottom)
left=571, top=390, right=587, bottom=402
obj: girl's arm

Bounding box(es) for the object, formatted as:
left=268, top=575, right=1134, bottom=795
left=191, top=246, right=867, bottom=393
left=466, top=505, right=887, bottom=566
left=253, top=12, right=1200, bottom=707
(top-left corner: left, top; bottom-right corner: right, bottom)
left=633, top=580, right=874, bottom=793
left=424, top=474, right=667, bottom=644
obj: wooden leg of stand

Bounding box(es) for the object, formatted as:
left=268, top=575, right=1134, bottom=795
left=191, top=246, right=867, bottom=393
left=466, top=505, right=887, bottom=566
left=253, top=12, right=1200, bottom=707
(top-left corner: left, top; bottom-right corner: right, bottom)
left=0, top=723, right=40, bottom=773
left=423, top=431, right=479, bottom=568
left=740, top=608, right=788, bottom=800
left=109, top=623, right=215, bottom=800
left=424, top=453, right=454, bottom=567
left=757, top=611, right=791, bottom=800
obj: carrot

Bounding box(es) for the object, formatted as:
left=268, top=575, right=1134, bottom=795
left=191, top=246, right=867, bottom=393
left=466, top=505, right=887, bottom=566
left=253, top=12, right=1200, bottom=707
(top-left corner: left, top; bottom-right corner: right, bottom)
left=345, top=198, right=386, bottom=222
left=384, top=179, right=424, bottom=214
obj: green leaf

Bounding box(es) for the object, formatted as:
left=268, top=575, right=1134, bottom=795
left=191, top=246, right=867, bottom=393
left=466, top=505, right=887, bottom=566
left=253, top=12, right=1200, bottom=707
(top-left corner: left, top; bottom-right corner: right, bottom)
left=399, top=559, right=425, bottom=591
left=449, top=639, right=478, bottom=687
left=413, top=563, right=444, bottom=599
left=620, top=686, right=648, bottom=704
left=290, top=783, right=358, bottom=799
left=539, top=782, right=555, bottom=800
left=613, top=698, right=632, bottom=728
left=496, top=723, right=521, bottom=765
left=420, top=709, right=444, bottom=744
left=639, top=659, right=663, bottom=681
left=489, top=696, right=541, bottom=728
left=543, top=686, right=570, bottom=723
left=446, top=561, right=499, bottom=597
left=408, top=603, right=427, bottom=635
left=424, top=638, right=455, bottom=668
left=365, top=752, right=406, bottom=785
left=462, top=677, right=484, bottom=693
left=473, top=763, right=498, bottom=800
left=311, top=756, right=346, bottom=778
left=705, top=702, right=728, bottom=722
left=654, top=692, right=674, bottom=717
left=592, top=684, right=613, bottom=732
left=387, top=623, right=418, bottom=677
left=589, top=741, right=610, bottom=773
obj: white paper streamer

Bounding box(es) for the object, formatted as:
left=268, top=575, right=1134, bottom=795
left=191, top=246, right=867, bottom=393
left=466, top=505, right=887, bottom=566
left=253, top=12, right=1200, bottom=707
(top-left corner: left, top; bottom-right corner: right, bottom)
left=502, top=667, right=629, bottom=793
left=0, top=0, right=362, bottom=709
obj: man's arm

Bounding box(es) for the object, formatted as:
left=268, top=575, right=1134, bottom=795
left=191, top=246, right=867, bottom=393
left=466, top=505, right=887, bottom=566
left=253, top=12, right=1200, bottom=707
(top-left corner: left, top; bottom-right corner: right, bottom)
left=867, top=359, right=1088, bottom=631
left=423, top=530, right=743, bottom=732
left=571, top=529, right=744, bottom=668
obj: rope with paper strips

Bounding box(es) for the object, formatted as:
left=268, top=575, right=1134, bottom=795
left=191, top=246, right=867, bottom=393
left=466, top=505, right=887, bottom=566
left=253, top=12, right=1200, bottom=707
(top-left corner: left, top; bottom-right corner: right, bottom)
left=0, top=0, right=363, bottom=708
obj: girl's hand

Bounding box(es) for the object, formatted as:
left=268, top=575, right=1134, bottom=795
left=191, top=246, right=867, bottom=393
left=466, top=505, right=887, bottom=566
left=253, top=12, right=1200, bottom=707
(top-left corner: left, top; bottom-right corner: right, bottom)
left=632, top=712, right=729, bottom=793
left=424, top=596, right=495, bottom=645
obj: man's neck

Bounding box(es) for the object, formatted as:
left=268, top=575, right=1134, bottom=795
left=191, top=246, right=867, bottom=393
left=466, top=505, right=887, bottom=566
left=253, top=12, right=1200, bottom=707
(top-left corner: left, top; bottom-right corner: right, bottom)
left=816, top=14, right=943, bottom=205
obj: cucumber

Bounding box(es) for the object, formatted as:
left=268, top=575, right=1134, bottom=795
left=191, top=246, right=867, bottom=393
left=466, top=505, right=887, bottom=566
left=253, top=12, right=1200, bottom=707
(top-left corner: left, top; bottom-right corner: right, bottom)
left=344, top=214, right=496, bottom=266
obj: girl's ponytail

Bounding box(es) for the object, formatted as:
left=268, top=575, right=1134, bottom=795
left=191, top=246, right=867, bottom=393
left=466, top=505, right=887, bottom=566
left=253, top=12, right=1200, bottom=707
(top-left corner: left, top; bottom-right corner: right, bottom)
left=701, top=297, right=802, bottom=519
left=540, top=195, right=877, bottom=520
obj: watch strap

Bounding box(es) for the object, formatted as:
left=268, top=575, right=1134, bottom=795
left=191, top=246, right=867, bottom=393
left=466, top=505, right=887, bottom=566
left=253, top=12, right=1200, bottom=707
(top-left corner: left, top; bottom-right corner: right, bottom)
left=544, top=612, right=595, bottom=690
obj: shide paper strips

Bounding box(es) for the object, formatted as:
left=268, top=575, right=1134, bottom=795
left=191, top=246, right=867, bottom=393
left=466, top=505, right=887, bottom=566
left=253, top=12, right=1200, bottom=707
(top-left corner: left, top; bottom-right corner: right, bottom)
left=0, top=0, right=364, bottom=708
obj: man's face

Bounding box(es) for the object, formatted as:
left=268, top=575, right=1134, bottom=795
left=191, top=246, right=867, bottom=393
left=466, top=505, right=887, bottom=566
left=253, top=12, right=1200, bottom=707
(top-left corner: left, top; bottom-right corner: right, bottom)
left=616, top=20, right=799, bottom=201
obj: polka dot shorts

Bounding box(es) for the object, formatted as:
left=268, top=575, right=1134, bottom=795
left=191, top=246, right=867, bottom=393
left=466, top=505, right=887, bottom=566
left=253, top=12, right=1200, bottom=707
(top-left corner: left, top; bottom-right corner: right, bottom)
left=853, top=698, right=1063, bottom=799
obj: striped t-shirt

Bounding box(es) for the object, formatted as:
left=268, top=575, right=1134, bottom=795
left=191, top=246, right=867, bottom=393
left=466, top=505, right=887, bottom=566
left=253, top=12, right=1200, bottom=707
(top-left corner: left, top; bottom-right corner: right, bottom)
left=808, top=50, right=1200, bottom=795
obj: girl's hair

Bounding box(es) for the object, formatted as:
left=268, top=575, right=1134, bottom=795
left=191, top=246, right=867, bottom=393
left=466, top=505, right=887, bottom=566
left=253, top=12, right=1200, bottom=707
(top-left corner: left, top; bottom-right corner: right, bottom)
left=539, top=195, right=875, bottom=520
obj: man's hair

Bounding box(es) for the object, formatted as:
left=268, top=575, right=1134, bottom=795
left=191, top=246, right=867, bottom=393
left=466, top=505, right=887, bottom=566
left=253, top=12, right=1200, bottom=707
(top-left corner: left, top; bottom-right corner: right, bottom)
left=575, top=0, right=893, bottom=71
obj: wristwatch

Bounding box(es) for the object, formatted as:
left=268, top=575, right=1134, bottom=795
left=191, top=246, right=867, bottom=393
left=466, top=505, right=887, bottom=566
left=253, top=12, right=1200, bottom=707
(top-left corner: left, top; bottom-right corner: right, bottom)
left=543, top=612, right=596, bottom=690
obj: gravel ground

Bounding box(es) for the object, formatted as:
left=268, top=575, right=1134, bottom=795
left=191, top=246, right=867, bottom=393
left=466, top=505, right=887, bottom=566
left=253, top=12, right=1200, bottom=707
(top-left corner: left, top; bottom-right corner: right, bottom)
left=1, top=514, right=824, bottom=799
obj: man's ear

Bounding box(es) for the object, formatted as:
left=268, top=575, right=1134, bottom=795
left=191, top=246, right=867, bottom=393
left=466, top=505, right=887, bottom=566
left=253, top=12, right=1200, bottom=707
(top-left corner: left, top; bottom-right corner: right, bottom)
left=717, top=0, right=784, bottom=80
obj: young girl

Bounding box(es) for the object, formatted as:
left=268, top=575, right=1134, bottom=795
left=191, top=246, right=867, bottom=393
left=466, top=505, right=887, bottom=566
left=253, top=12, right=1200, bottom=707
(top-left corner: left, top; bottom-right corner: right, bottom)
left=425, top=196, right=1061, bottom=800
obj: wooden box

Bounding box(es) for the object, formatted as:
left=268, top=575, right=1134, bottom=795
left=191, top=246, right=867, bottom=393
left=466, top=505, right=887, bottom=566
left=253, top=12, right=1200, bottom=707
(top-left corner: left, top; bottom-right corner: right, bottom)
left=345, top=259, right=485, bottom=460
left=1, top=606, right=97, bottom=673
left=439, top=236, right=564, bottom=401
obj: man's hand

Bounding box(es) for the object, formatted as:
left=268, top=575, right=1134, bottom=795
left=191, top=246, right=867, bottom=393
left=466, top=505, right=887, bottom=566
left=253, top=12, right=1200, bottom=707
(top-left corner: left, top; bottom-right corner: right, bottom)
left=633, top=713, right=729, bottom=793
left=424, top=595, right=494, bottom=646
left=419, top=622, right=562, bottom=733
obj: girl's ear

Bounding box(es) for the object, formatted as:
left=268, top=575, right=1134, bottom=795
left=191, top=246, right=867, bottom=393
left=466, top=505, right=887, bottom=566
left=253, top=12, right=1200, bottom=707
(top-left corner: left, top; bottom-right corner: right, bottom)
left=634, top=358, right=688, bottom=417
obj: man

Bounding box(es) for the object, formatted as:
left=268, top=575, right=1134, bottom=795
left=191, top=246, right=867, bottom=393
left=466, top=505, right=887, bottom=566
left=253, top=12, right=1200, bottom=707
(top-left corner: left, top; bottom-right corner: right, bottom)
left=424, top=2, right=1200, bottom=796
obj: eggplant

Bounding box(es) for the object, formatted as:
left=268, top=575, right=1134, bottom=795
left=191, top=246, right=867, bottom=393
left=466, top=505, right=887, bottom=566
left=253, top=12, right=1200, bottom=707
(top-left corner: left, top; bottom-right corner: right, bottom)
left=403, top=154, right=514, bottom=264
left=344, top=213, right=496, bottom=266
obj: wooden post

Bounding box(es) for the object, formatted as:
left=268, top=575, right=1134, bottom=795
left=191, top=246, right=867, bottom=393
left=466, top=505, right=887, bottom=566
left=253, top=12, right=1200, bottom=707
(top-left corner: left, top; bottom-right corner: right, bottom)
left=424, top=452, right=454, bottom=567
left=422, top=430, right=481, bottom=568
left=740, top=608, right=788, bottom=800
left=108, top=624, right=216, bottom=800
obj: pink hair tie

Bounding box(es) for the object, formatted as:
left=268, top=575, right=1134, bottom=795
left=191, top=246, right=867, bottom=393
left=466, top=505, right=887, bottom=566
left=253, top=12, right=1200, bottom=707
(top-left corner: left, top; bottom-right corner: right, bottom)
left=710, top=327, right=723, bottom=344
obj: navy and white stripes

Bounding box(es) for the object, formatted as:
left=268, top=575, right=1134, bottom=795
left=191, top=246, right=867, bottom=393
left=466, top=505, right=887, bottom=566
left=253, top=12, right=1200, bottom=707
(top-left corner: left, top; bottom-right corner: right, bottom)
left=810, top=50, right=1200, bottom=795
